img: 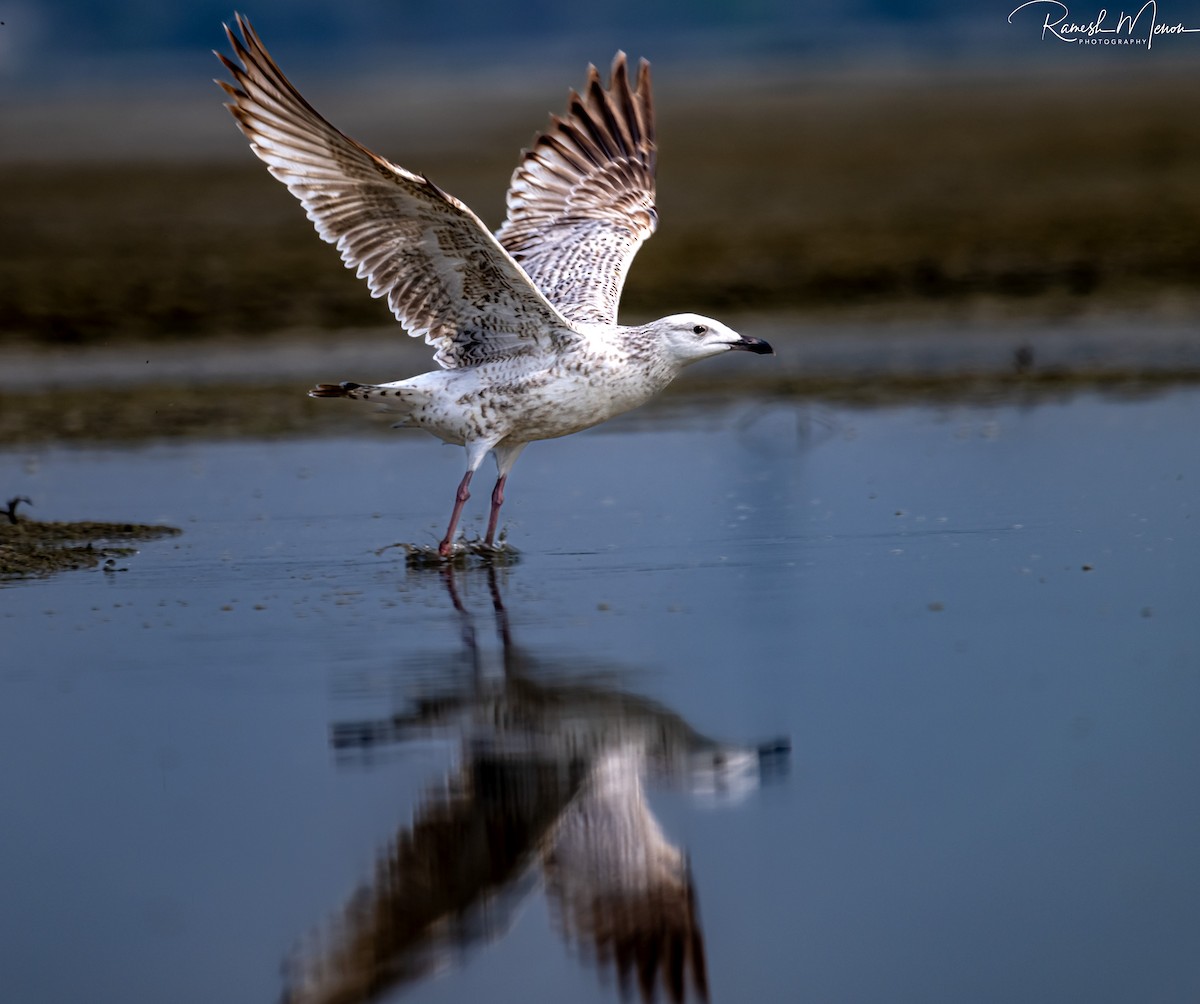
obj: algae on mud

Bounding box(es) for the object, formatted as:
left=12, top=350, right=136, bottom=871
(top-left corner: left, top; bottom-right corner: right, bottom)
left=395, top=538, right=520, bottom=570
left=0, top=505, right=182, bottom=579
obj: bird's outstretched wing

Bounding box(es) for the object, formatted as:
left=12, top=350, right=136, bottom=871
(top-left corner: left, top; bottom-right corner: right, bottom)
left=496, top=53, right=656, bottom=327
left=216, top=14, right=576, bottom=370
left=281, top=757, right=577, bottom=1004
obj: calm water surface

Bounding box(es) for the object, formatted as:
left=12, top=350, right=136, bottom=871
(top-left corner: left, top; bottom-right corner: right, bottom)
left=2, top=387, right=1197, bottom=1004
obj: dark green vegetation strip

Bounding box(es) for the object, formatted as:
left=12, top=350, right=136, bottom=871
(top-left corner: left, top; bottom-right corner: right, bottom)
left=0, top=383, right=345, bottom=444
left=2, top=72, right=1198, bottom=345
left=642, top=75, right=1200, bottom=319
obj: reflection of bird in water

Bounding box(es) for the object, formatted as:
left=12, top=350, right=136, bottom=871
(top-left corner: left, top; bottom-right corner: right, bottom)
left=216, top=17, right=772, bottom=557
left=283, top=567, right=788, bottom=1004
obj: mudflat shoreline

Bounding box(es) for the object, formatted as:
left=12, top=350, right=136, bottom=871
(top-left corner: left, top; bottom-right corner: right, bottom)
left=3, top=65, right=1198, bottom=346
left=1, top=318, right=1196, bottom=445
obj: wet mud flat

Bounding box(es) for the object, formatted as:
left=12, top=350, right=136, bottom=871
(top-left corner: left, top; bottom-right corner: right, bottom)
left=0, top=504, right=181, bottom=578
left=1, top=318, right=1198, bottom=447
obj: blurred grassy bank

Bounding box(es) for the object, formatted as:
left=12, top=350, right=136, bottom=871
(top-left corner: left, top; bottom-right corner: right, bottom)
left=2, top=66, right=1199, bottom=346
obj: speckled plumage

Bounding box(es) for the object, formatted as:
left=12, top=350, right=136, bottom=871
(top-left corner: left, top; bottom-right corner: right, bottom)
left=217, top=14, right=772, bottom=555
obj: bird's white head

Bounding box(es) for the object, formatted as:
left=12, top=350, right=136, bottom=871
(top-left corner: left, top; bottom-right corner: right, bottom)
left=653, top=313, right=774, bottom=367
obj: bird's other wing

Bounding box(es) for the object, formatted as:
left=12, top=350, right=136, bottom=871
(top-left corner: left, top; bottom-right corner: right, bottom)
left=496, top=53, right=656, bottom=327
left=216, top=14, right=577, bottom=370
left=281, top=756, right=580, bottom=1004
left=542, top=750, right=709, bottom=1003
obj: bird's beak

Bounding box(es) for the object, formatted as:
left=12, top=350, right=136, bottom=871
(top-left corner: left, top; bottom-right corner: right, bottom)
left=729, top=336, right=774, bottom=355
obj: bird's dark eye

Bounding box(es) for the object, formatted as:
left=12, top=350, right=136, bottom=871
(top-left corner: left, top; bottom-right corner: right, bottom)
left=692, top=324, right=707, bottom=335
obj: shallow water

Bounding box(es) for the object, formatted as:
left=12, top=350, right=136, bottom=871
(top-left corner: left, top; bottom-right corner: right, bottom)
left=2, top=387, right=1198, bottom=1004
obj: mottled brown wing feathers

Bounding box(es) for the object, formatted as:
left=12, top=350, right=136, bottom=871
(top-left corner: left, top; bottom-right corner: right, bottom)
left=215, top=14, right=575, bottom=369
left=497, top=53, right=657, bottom=327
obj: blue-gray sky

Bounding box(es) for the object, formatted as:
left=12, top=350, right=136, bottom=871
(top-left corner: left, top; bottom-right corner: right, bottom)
left=7, top=0, right=1200, bottom=90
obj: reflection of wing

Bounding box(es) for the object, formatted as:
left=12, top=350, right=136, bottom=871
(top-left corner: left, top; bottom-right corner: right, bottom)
left=216, top=15, right=576, bottom=370
left=543, top=749, right=709, bottom=1004
left=496, top=53, right=656, bottom=327
left=282, top=755, right=582, bottom=1004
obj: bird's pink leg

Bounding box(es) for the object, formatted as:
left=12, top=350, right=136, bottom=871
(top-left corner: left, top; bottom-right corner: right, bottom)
left=483, top=443, right=525, bottom=549
left=484, top=475, right=507, bottom=548
left=438, top=470, right=474, bottom=557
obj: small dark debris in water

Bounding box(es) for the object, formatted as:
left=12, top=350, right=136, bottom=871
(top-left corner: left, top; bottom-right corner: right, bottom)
left=757, top=737, right=792, bottom=758
left=757, top=737, right=792, bottom=781
left=1014, top=343, right=1035, bottom=374
left=1081, top=564, right=1094, bottom=572
left=1, top=508, right=181, bottom=580
left=1140, top=606, right=1153, bottom=618
left=928, top=601, right=945, bottom=612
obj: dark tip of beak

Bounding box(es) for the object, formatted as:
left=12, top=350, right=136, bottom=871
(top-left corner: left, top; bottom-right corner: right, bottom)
left=732, top=336, right=774, bottom=355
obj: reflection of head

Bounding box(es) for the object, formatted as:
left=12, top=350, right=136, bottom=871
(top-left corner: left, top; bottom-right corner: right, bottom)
left=544, top=747, right=709, bottom=1003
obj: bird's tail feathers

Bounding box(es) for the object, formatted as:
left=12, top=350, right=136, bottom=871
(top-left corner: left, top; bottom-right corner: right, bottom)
left=308, top=381, right=424, bottom=411
left=309, top=381, right=371, bottom=400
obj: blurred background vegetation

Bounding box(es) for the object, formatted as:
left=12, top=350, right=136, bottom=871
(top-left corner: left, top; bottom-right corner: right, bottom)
left=2, top=0, right=1199, bottom=346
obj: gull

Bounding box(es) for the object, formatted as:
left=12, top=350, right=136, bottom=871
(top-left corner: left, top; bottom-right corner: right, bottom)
left=216, top=15, right=773, bottom=556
